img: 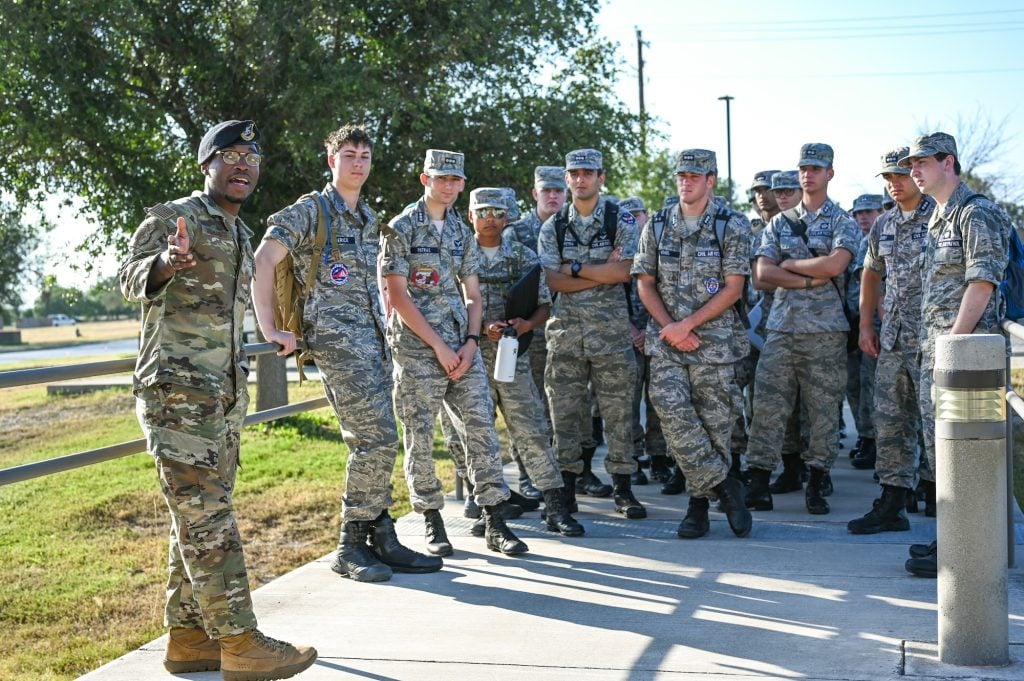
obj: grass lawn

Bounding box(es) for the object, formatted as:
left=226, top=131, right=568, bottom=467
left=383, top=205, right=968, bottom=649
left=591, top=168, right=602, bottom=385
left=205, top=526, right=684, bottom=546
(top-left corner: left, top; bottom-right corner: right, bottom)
left=0, top=319, right=139, bottom=353
left=0, top=381, right=453, bottom=680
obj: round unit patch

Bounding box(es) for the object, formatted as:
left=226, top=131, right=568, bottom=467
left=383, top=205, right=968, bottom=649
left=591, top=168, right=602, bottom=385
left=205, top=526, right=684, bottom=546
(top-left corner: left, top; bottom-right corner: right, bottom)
left=412, top=267, right=440, bottom=289
left=330, top=263, right=349, bottom=285
left=704, top=277, right=720, bottom=294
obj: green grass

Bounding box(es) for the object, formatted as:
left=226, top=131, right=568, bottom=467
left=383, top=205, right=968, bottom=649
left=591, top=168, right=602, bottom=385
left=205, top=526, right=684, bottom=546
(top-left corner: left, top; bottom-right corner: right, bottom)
left=0, top=382, right=454, bottom=680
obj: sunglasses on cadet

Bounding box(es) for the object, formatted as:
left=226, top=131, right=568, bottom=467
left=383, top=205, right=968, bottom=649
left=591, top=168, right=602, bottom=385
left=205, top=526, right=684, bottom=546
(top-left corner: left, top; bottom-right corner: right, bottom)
left=476, top=208, right=507, bottom=219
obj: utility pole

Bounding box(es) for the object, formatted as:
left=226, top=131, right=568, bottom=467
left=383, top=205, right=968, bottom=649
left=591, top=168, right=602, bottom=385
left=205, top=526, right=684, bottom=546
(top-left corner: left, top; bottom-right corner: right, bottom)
left=718, top=95, right=734, bottom=206
left=637, top=27, right=646, bottom=155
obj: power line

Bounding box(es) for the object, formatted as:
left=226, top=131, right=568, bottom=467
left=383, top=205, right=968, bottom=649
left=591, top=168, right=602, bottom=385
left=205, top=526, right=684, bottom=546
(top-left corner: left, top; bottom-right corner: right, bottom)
left=679, top=8, right=1024, bottom=28
left=709, top=66, right=1024, bottom=80
left=661, top=24, right=1024, bottom=43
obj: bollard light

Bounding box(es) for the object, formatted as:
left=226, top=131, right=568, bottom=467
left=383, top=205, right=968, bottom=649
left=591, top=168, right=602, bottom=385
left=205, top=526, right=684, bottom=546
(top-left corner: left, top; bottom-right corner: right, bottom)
left=933, top=366, right=1005, bottom=439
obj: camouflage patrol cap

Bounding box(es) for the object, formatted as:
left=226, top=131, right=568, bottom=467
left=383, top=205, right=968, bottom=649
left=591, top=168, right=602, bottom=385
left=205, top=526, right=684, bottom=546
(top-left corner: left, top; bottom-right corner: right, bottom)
left=771, top=171, right=800, bottom=191
left=565, top=148, right=603, bottom=171
left=618, top=197, right=647, bottom=214
left=469, top=187, right=507, bottom=210
left=498, top=187, right=521, bottom=221
left=534, top=165, right=567, bottom=189
left=798, top=143, right=834, bottom=168
left=878, top=147, right=911, bottom=176
left=197, top=120, right=260, bottom=165
left=897, top=132, right=958, bottom=168
left=750, top=169, right=781, bottom=191
left=423, top=149, right=466, bottom=178
left=851, top=194, right=884, bottom=213
left=674, top=149, right=717, bottom=175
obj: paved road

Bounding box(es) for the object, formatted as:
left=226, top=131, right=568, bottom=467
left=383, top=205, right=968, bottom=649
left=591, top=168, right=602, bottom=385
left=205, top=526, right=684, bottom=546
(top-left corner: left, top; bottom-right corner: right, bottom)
left=0, top=339, right=138, bottom=366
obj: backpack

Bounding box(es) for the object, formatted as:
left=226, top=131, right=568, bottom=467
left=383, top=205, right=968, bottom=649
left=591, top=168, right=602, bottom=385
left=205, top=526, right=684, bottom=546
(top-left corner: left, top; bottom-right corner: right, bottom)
left=956, top=193, right=1024, bottom=321
left=649, top=207, right=751, bottom=329
left=272, top=192, right=330, bottom=381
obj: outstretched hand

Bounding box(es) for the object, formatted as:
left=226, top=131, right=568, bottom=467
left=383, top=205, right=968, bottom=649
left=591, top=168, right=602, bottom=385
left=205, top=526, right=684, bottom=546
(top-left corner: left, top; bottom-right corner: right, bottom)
left=165, top=217, right=195, bottom=271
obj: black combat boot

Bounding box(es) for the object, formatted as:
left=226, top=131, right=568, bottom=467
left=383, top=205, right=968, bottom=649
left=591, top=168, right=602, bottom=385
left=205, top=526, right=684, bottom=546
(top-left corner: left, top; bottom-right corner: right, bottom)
left=542, top=487, right=585, bottom=536
left=905, top=554, right=937, bottom=578
left=851, top=437, right=877, bottom=470
left=728, top=451, right=748, bottom=484
left=422, top=509, right=453, bottom=556
left=463, top=479, right=480, bottom=519
left=849, top=436, right=863, bottom=459
left=367, top=511, right=443, bottom=573
left=713, top=475, right=752, bottom=537
left=592, top=416, right=605, bottom=446
left=515, top=453, right=543, bottom=501
left=649, top=455, right=672, bottom=483
left=660, top=465, right=686, bottom=495
left=612, top=473, right=647, bottom=519
left=331, top=521, right=393, bottom=582
left=805, top=468, right=830, bottom=515
left=821, top=472, right=834, bottom=497
left=576, top=447, right=613, bottom=497
left=847, top=485, right=911, bottom=534
left=769, top=452, right=803, bottom=494
left=483, top=505, right=529, bottom=555
left=745, top=467, right=773, bottom=510
left=507, top=490, right=540, bottom=512
left=909, top=540, right=937, bottom=558
left=631, top=455, right=649, bottom=485
left=676, top=496, right=710, bottom=539
left=922, top=480, right=936, bottom=517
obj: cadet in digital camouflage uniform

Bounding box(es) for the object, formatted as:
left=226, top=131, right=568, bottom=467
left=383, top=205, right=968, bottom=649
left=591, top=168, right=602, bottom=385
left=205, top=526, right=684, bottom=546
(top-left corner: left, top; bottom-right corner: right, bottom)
left=633, top=149, right=753, bottom=539
left=899, top=133, right=1012, bottom=578
left=380, top=149, right=528, bottom=557
left=120, top=120, right=316, bottom=679
left=848, top=147, right=935, bottom=536
left=846, top=194, right=884, bottom=470
left=619, top=197, right=670, bottom=485
left=457, top=187, right=584, bottom=536
left=504, top=166, right=567, bottom=497
left=252, top=124, right=440, bottom=584
left=746, top=143, right=861, bottom=515
left=538, top=148, right=646, bottom=519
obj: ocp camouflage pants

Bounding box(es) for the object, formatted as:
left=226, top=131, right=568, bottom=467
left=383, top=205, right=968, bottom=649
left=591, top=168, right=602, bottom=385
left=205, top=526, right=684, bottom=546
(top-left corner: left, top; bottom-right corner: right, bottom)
left=393, top=348, right=509, bottom=511
left=546, top=348, right=637, bottom=475
left=138, top=384, right=256, bottom=638
left=313, top=339, right=398, bottom=523
left=747, top=331, right=847, bottom=472
left=649, top=357, right=738, bottom=497
left=874, top=337, right=924, bottom=488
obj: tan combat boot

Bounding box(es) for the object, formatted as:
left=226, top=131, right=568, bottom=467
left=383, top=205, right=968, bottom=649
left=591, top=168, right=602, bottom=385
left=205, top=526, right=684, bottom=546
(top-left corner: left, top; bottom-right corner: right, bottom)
left=219, top=629, right=317, bottom=681
left=163, top=627, right=220, bottom=673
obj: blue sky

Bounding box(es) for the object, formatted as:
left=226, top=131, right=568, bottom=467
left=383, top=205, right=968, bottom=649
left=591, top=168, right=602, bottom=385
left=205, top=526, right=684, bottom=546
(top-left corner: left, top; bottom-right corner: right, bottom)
left=24, top=0, right=1024, bottom=303
left=595, top=0, right=1024, bottom=205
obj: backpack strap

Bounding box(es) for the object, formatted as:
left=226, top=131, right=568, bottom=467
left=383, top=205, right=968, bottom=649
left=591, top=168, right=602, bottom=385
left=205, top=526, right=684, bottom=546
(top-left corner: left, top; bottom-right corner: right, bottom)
left=303, top=192, right=330, bottom=297
left=710, top=209, right=751, bottom=329
left=554, top=204, right=571, bottom=261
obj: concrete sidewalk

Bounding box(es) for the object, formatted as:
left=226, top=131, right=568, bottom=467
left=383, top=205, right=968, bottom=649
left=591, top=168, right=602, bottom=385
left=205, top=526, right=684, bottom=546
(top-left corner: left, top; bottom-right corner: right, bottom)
left=80, top=439, right=1024, bottom=681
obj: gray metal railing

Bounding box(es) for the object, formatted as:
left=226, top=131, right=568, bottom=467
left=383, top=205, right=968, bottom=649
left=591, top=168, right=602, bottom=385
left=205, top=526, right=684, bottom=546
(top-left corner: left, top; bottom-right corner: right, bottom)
left=0, top=342, right=327, bottom=487
left=1000, top=319, right=1024, bottom=568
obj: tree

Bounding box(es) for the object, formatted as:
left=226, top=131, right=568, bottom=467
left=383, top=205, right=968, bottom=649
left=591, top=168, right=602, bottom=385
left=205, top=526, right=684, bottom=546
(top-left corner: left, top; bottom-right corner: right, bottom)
left=0, top=203, right=45, bottom=325
left=605, top=148, right=675, bottom=212
left=0, top=0, right=638, bottom=405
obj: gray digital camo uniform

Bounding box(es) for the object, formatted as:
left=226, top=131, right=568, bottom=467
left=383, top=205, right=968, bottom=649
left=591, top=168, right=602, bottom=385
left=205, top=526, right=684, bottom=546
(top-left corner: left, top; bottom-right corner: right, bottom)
left=380, top=198, right=510, bottom=511
left=538, top=199, right=639, bottom=476
left=863, top=196, right=934, bottom=488
left=265, top=184, right=397, bottom=523
left=120, top=192, right=256, bottom=638
left=918, top=183, right=1010, bottom=475
left=632, top=201, right=752, bottom=497
left=846, top=235, right=877, bottom=440
left=747, top=199, right=861, bottom=472
left=443, top=239, right=562, bottom=490
left=628, top=281, right=666, bottom=459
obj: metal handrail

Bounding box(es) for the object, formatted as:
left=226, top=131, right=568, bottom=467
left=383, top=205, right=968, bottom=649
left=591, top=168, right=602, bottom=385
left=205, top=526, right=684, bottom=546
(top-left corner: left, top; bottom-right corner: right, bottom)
left=1000, top=318, right=1022, bottom=568
left=0, top=342, right=325, bottom=487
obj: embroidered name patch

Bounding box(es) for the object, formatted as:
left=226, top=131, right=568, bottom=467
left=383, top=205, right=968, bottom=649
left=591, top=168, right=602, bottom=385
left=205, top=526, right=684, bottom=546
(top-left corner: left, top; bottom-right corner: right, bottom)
left=937, top=239, right=963, bottom=249
left=412, top=246, right=439, bottom=254
left=696, top=248, right=721, bottom=258
left=337, top=236, right=356, bottom=244
left=659, top=249, right=680, bottom=258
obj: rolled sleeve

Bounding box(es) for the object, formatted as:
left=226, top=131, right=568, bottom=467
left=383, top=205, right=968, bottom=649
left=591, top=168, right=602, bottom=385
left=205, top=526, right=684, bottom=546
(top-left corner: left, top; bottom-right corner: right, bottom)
left=755, top=219, right=782, bottom=262
left=537, top=218, right=562, bottom=270
left=265, top=201, right=315, bottom=253
left=963, top=207, right=1007, bottom=285
left=831, top=215, right=862, bottom=257
left=863, top=223, right=885, bottom=275
left=631, top=220, right=658, bottom=277
left=723, top=215, right=752, bottom=276
left=615, top=215, right=640, bottom=260
left=379, top=218, right=411, bottom=278
left=460, top=230, right=482, bottom=279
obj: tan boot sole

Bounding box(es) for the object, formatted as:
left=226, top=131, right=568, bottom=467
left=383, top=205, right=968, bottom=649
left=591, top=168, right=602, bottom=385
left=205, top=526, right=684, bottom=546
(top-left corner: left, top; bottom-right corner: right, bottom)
left=221, top=650, right=317, bottom=681
left=163, top=657, right=220, bottom=673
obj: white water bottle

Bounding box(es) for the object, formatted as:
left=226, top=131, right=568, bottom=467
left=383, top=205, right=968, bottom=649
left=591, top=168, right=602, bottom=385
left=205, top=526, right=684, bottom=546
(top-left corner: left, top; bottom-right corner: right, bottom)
left=493, top=327, right=519, bottom=383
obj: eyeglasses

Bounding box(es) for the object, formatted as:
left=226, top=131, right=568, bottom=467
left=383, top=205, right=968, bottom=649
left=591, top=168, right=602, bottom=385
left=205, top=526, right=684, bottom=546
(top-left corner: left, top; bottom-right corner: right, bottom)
left=476, top=208, right=507, bottom=219
left=772, top=188, right=797, bottom=196
left=215, top=150, right=262, bottom=167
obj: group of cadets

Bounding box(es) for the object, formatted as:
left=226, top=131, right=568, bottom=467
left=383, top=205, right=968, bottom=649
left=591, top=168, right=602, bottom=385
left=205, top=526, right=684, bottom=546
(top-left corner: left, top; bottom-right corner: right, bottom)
left=122, top=118, right=1013, bottom=681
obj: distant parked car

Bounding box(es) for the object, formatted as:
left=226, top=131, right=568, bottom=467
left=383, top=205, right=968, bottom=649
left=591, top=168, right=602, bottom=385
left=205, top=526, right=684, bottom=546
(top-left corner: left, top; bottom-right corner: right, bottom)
left=50, top=314, right=77, bottom=326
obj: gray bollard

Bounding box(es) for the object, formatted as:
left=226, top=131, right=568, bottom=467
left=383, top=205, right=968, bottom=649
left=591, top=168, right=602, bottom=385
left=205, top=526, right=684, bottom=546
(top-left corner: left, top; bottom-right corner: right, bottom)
left=933, top=334, right=1009, bottom=667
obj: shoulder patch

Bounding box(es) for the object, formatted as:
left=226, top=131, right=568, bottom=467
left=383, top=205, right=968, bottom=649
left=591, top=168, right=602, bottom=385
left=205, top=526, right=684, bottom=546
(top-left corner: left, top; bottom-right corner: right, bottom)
left=145, top=203, right=178, bottom=222
left=620, top=211, right=636, bottom=225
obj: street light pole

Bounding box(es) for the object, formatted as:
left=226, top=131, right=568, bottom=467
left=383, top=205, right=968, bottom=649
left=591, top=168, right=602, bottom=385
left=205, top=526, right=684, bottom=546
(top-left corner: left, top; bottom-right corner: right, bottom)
left=718, top=95, right=734, bottom=206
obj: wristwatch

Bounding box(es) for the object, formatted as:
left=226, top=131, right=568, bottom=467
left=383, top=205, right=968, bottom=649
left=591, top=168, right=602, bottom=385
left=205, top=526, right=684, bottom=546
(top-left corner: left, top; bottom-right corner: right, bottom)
left=465, top=334, right=480, bottom=345
left=570, top=261, right=583, bottom=278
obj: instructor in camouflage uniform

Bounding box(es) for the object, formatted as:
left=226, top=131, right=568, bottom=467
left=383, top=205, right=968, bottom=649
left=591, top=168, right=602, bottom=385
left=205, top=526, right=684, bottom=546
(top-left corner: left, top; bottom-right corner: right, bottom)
left=538, top=149, right=646, bottom=520
left=253, top=124, right=440, bottom=582
left=120, top=120, right=316, bottom=680
left=632, top=150, right=752, bottom=539
left=900, top=132, right=1012, bottom=578
left=746, top=143, right=861, bottom=515
left=380, top=149, right=528, bottom=557
left=847, top=147, right=935, bottom=535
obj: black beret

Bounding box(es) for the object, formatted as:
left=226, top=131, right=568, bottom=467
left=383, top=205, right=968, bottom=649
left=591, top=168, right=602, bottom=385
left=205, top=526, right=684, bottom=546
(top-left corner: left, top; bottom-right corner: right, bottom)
left=197, top=120, right=260, bottom=165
